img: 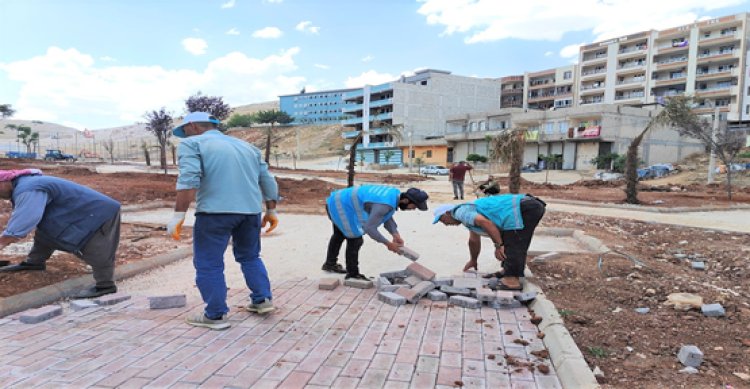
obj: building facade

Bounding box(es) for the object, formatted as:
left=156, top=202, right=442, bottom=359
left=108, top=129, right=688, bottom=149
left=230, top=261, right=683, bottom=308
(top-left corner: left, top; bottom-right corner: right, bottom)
left=279, top=88, right=356, bottom=125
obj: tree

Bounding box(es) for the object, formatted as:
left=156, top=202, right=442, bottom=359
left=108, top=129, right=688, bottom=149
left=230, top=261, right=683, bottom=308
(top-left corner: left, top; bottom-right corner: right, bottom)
left=226, top=113, right=255, bottom=128
left=185, top=92, right=231, bottom=120
left=141, top=141, right=151, bottom=166
left=539, top=154, right=563, bottom=184
left=660, top=96, right=745, bottom=200
left=489, top=129, right=525, bottom=194
left=623, top=108, right=669, bottom=204
left=14, top=125, right=39, bottom=154
left=590, top=152, right=625, bottom=172
left=144, top=108, right=173, bottom=174
left=466, top=153, right=488, bottom=163
left=253, top=110, right=293, bottom=164
left=0, top=104, right=15, bottom=119
left=383, top=150, right=395, bottom=165
left=344, top=120, right=403, bottom=187
left=102, top=138, right=115, bottom=164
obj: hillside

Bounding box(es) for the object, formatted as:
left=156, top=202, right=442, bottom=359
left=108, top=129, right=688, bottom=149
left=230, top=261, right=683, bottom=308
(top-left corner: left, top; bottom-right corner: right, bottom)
left=229, top=124, right=345, bottom=158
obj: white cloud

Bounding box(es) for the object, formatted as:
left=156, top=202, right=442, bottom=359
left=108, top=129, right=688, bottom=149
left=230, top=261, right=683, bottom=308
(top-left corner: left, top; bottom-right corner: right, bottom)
left=182, top=38, right=207, bottom=55
left=559, top=43, right=584, bottom=59
left=221, top=0, right=236, bottom=9
left=0, top=46, right=305, bottom=128
left=99, top=56, right=116, bottom=62
left=295, top=21, right=320, bottom=34
left=361, top=55, right=374, bottom=63
left=345, top=70, right=396, bottom=88
left=417, top=0, right=747, bottom=43
left=226, top=28, right=240, bottom=35
left=252, top=27, right=283, bottom=39
left=314, top=64, right=330, bottom=70
left=544, top=51, right=553, bottom=57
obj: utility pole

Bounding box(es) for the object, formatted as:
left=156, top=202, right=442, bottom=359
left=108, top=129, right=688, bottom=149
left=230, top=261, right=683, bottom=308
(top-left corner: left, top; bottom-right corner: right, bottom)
left=707, top=104, right=720, bottom=184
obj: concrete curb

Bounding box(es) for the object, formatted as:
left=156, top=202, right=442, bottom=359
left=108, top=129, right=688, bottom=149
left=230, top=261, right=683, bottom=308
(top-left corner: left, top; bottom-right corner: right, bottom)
left=529, top=227, right=610, bottom=257
left=0, top=247, right=193, bottom=318
left=525, top=281, right=600, bottom=389
left=547, top=198, right=750, bottom=213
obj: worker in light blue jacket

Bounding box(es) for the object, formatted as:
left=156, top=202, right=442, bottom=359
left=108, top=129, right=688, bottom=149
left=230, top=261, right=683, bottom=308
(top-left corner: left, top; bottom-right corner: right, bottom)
left=323, top=185, right=429, bottom=280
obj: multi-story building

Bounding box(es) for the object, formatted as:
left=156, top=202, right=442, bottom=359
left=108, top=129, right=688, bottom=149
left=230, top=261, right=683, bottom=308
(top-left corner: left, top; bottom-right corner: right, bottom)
left=279, top=88, right=356, bottom=124
left=340, top=69, right=501, bottom=165
left=524, top=66, right=576, bottom=110
left=500, top=75, right=524, bottom=108
left=445, top=105, right=704, bottom=170
left=576, top=12, right=749, bottom=121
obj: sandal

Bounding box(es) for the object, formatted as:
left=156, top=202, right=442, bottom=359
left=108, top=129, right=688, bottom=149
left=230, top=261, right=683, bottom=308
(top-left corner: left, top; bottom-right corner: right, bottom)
left=482, top=271, right=505, bottom=279
left=495, top=281, right=522, bottom=291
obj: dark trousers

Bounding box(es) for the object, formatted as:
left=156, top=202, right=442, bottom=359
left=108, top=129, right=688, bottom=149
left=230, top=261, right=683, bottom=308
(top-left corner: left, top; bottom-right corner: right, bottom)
left=324, top=222, right=363, bottom=277
left=500, top=196, right=546, bottom=277
left=27, top=211, right=121, bottom=289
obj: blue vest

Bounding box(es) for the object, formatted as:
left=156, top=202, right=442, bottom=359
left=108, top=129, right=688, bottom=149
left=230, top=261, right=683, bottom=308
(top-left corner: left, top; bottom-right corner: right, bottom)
left=475, top=194, right=526, bottom=231
left=12, top=176, right=121, bottom=253
left=326, top=185, right=400, bottom=238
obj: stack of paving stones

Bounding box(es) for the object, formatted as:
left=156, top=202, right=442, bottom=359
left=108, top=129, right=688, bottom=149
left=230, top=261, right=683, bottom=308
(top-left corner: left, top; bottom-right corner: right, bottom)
left=368, top=262, right=530, bottom=310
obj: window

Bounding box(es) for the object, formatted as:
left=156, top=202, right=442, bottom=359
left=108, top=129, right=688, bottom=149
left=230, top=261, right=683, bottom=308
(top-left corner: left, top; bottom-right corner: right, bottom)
left=563, top=71, right=572, bottom=80
left=545, top=122, right=555, bottom=134
left=746, top=105, right=749, bottom=115
left=425, top=150, right=432, bottom=158
left=558, top=121, right=568, bottom=133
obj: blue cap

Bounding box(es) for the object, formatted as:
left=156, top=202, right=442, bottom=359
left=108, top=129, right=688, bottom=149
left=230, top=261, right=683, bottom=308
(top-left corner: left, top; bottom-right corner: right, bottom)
left=172, top=112, right=221, bottom=138
left=432, top=204, right=455, bottom=224
left=403, top=188, right=429, bottom=211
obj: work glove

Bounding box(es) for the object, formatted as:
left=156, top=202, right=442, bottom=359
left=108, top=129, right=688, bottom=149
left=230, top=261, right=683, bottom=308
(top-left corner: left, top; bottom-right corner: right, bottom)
left=262, top=209, right=278, bottom=234
left=167, top=212, right=186, bottom=240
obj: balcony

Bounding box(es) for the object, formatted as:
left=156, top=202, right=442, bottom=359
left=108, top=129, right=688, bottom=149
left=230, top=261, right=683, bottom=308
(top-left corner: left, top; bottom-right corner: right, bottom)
left=651, top=90, right=685, bottom=98
left=369, top=98, right=393, bottom=109
left=653, top=75, right=687, bottom=87
left=618, top=45, right=647, bottom=56
left=580, top=68, right=607, bottom=80
left=342, top=90, right=363, bottom=101
left=615, top=77, right=645, bottom=87
left=529, top=80, right=555, bottom=89
left=655, top=58, right=688, bottom=70
left=617, top=62, right=646, bottom=74
left=694, top=85, right=738, bottom=97
left=370, top=83, right=393, bottom=94
left=581, top=54, right=608, bottom=64
left=342, top=116, right=363, bottom=125
left=580, top=97, right=604, bottom=105
left=615, top=92, right=645, bottom=101
left=656, top=41, right=689, bottom=53
left=698, top=32, right=739, bottom=45
left=697, top=50, right=738, bottom=63
left=342, top=130, right=360, bottom=139
left=502, top=88, right=524, bottom=94
left=501, top=75, right=524, bottom=83
left=341, top=103, right=363, bottom=113
left=696, top=67, right=738, bottom=81
left=371, top=112, right=393, bottom=122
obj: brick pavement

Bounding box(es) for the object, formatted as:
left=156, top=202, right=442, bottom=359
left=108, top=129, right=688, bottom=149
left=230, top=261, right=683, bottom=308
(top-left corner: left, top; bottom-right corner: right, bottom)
left=0, top=278, right=561, bottom=388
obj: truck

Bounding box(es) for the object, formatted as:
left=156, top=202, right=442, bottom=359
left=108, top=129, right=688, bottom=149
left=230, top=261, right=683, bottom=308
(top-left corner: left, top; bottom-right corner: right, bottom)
left=44, top=149, right=76, bottom=162
left=6, top=151, right=37, bottom=159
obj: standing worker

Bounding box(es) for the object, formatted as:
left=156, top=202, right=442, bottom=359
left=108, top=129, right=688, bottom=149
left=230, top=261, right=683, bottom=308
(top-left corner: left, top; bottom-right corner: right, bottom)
left=432, top=193, right=546, bottom=290
left=0, top=169, right=121, bottom=298
left=322, top=185, right=429, bottom=280
left=449, top=161, right=473, bottom=200
left=168, top=112, right=279, bottom=331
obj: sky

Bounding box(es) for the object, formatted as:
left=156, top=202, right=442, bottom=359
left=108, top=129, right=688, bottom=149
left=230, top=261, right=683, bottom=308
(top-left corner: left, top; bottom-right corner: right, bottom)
left=1, top=0, right=749, bottom=130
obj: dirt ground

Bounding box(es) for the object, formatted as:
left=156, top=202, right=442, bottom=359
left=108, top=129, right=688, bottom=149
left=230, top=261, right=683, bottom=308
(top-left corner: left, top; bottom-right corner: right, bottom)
left=1, top=159, right=749, bottom=387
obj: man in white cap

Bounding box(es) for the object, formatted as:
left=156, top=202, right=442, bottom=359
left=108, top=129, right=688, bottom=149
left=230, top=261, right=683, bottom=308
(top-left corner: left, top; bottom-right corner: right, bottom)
left=168, top=112, right=279, bottom=330
left=0, top=169, right=121, bottom=298
left=432, top=193, right=546, bottom=290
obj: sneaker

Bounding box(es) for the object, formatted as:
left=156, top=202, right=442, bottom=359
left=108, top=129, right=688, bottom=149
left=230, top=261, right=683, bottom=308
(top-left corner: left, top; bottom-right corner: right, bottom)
left=345, top=273, right=370, bottom=281
left=246, top=298, right=275, bottom=314
left=73, top=285, right=117, bottom=299
left=321, top=263, right=347, bottom=274
left=185, top=313, right=230, bottom=330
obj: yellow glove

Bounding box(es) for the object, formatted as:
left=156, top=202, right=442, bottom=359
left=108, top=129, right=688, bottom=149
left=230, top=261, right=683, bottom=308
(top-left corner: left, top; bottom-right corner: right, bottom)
left=262, top=209, right=278, bottom=234
left=167, top=212, right=186, bottom=240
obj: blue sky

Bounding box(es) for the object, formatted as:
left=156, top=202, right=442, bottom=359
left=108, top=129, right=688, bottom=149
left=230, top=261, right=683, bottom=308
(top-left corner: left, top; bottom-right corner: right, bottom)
left=1, top=0, right=748, bottom=129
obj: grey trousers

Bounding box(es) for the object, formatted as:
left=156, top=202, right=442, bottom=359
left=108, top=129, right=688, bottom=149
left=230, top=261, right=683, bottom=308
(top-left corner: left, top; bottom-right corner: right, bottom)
left=451, top=180, right=465, bottom=199
left=27, top=211, right=121, bottom=288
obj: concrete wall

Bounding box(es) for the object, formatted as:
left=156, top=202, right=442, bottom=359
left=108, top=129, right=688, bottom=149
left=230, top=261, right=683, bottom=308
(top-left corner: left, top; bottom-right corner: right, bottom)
left=401, top=145, right=449, bottom=165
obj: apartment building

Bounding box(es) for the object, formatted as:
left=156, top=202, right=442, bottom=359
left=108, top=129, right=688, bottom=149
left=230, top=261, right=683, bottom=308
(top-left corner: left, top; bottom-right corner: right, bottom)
left=524, top=66, right=576, bottom=110
left=576, top=12, right=749, bottom=121
left=279, top=88, right=356, bottom=125
left=445, top=105, right=704, bottom=170
left=339, top=69, right=501, bottom=165
left=500, top=75, right=524, bottom=108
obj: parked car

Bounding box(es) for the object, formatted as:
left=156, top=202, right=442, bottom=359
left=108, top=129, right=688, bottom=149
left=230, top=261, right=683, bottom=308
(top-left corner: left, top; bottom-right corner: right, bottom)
left=420, top=165, right=450, bottom=175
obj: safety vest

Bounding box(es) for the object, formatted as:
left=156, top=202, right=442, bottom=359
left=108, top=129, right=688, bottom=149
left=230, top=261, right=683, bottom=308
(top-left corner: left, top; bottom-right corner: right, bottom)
left=475, top=194, right=526, bottom=231
left=326, top=185, right=400, bottom=238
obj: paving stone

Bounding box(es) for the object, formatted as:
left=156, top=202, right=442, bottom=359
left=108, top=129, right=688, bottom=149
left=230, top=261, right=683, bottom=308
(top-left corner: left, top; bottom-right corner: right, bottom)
left=148, top=294, right=187, bottom=309
left=379, top=284, right=399, bottom=293
left=475, top=288, right=497, bottom=302
left=378, top=292, right=407, bottom=307
left=410, top=281, right=436, bottom=302
left=398, top=246, right=420, bottom=261
left=319, top=278, right=341, bottom=290
left=452, top=277, right=482, bottom=289
left=405, top=262, right=436, bottom=281
left=677, top=345, right=703, bottom=367
left=432, top=277, right=453, bottom=287
left=19, top=305, right=63, bottom=324
left=70, top=299, right=99, bottom=311
left=440, top=285, right=471, bottom=296
left=449, top=296, right=481, bottom=309
left=380, top=270, right=409, bottom=279
left=427, top=290, right=448, bottom=301
left=395, top=287, right=419, bottom=303
left=496, top=290, right=516, bottom=305
left=94, top=293, right=131, bottom=306
left=691, top=261, right=706, bottom=270
left=515, top=291, right=538, bottom=303
left=701, top=303, right=725, bottom=317
left=404, top=275, right=422, bottom=287
left=376, top=277, right=391, bottom=287
left=344, top=278, right=373, bottom=289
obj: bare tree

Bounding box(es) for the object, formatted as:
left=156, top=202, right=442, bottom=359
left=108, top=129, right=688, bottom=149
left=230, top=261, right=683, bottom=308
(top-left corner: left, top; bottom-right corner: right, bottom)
left=102, top=138, right=115, bottom=164
left=143, top=108, right=173, bottom=174
left=489, top=129, right=525, bottom=194
left=253, top=110, right=293, bottom=164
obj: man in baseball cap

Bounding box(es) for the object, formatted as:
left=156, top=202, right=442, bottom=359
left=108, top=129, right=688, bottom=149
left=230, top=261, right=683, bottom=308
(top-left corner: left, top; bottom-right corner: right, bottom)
left=172, top=112, right=221, bottom=138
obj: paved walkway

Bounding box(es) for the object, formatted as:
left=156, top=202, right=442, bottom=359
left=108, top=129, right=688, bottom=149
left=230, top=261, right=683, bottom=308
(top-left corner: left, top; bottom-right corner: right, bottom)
left=0, top=278, right=560, bottom=389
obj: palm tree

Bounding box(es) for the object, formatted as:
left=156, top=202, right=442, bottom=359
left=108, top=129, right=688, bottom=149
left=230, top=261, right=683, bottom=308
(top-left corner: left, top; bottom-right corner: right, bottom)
left=489, top=129, right=525, bottom=194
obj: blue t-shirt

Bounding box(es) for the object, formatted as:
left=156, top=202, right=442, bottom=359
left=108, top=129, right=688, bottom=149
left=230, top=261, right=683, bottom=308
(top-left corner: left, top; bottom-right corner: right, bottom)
left=451, top=203, right=487, bottom=236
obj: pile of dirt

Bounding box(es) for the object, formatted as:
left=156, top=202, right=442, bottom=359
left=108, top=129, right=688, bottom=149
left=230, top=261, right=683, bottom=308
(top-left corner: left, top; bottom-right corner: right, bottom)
left=532, top=213, right=750, bottom=388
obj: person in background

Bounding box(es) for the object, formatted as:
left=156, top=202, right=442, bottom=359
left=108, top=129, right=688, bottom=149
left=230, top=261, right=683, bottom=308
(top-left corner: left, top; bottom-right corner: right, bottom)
left=322, top=186, right=429, bottom=280
left=449, top=161, right=473, bottom=200
left=432, top=193, right=546, bottom=290
left=0, top=169, right=121, bottom=299
left=477, top=175, right=501, bottom=196
left=168, top=112, right=279, bottom=331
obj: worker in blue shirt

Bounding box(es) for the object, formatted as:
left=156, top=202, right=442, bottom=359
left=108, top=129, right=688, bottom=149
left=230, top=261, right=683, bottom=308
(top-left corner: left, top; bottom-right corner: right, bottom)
left=168, top=112, right=279, bottom=331
left=323, top=185, right=429, bottom=280
left=432, top=194, right=545, bottom=291
left=0, top=169, right=121, bottom=299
